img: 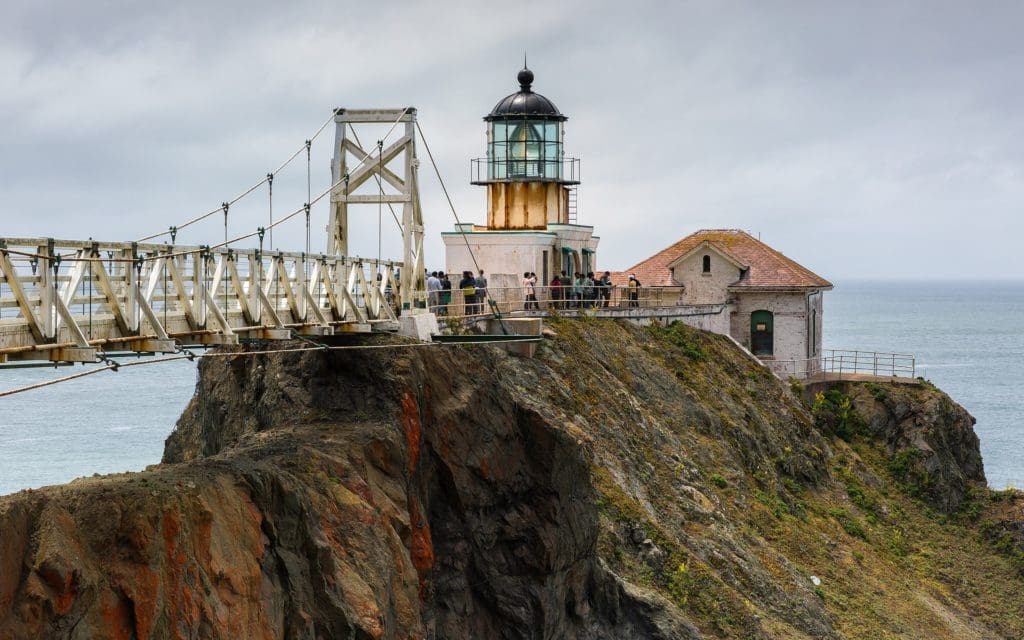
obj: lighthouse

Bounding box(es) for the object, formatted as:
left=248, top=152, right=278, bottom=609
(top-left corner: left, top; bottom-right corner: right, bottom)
left=443, top=64, right=600, bottom=292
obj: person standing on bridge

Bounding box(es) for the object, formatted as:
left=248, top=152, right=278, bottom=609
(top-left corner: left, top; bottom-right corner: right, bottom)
left=548, top=274, right=562, bottom=310
left=522, top=272, right=536, bottom=310
left=475, top=270, right=488, bottom=314
left=598, top=271, right=612, bottom=307
left=392, top=272, right=401, bottom=314
left=427, top=271, right=441, bottom=313
left=459, top=271, right=477, bottom=315
left=628, top=274, right=641, bottom=308
left=584, top=272, right=596, bottom=309
left=439, top=272, right=452, bottom=316
left=572, top=274, right=584, bottom=308
left=559, top=271, right=571, bottom=309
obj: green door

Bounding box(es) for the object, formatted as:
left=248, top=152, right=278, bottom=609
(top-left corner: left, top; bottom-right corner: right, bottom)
left=751, top=310, right=774, bottom=356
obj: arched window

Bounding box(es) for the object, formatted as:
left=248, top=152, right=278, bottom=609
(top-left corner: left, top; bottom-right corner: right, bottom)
left=702, top=255, right=711, bottom=273
left=750, top=310, right=774, bottom=357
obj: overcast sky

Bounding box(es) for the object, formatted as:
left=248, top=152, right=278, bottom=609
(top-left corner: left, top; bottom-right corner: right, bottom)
left=1, top=0, right=1021, bottom=281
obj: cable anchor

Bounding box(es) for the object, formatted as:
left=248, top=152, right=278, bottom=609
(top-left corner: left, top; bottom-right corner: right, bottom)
left=97, top=353, right=120, bottom=371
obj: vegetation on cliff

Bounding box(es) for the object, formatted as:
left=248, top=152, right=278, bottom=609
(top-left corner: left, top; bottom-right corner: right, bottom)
left=1, top=319, right=1022, bottom=639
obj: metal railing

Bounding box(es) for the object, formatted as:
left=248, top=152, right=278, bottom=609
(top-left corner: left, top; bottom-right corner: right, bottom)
left=765, top=349, right=916, bottom=380
left=825, top=349, right=916, bottom=377
left=428, top=284, right=687, bottom=318
left=470, top=157, right=581, bottom=184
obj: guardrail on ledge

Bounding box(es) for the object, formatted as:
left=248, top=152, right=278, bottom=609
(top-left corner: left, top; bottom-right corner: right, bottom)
left=428, top=285, right=687, bottom=317
left=766, top=349, right=916, bottom=380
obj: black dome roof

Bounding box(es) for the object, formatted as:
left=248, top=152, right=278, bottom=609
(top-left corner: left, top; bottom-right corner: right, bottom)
left=485, top=67, right=567, bottom=121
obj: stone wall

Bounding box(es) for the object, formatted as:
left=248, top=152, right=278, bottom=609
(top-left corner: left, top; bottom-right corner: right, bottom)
left=671, top=249, right=743, bottom=305
left=646, top=305, right=732, bottom=334
left=729, top=291, right=811, bottom=371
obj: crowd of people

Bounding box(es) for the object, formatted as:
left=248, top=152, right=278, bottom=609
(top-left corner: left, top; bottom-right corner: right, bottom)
left=424, top=268, right=642, bottom=315
left=545, top=270, right=614, bottom=309
left=355, top=269, right=644, bottom=316
left=426, top=269, right=489, bottom=316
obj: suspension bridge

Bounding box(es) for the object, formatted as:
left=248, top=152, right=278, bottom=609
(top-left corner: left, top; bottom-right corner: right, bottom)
left=0, top=108, right=439, bottom=366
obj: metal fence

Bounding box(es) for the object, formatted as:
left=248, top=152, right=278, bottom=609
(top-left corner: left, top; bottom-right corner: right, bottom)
left=429, top=285, right=687, bottom=318
left=766, top=349, right=916, bottom=380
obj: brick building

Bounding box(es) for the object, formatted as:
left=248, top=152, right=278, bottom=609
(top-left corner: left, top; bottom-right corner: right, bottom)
left=615, top=229, right=832, bottom=371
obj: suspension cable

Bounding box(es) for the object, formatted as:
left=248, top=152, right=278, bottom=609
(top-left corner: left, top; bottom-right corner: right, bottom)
left=0, top=364, right=118, bottom=397
left=305, top=138, right=312, bottom=304
left=267, top=173, right=274, bottom=250
left=377, top=139, right=383, bottom=273
left=87, top=250, right=93, bottom=340
left=305, top=139, right=312, bottom=259
left=134, top=112, right=335, bottom=243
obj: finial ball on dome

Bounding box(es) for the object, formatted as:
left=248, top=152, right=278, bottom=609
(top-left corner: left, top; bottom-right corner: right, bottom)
left=517, top=67, right=534, bottom=91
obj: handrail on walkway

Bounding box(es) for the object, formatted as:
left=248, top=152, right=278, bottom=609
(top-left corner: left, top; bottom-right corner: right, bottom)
left=766, top=349, right=916, bottom=380
left=428, top=284, right=686, bottom=318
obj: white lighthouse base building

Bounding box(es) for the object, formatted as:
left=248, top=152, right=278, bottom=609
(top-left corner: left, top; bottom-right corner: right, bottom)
left=442, top=224, right=599, bottom=291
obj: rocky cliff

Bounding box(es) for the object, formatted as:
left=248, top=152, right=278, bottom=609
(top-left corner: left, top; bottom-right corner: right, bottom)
left=1, top=319, right=1022, bottom=639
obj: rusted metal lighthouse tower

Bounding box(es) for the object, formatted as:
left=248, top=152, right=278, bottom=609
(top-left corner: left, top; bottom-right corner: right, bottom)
left=473, top=66, right=579, bottom=229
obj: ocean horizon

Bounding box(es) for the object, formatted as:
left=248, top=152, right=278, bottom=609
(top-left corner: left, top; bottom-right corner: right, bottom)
left=1, top=278, right=1021, bottom=496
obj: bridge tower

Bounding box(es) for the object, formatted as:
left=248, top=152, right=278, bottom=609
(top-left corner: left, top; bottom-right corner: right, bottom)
left=328, top=108, right=426, bottom=310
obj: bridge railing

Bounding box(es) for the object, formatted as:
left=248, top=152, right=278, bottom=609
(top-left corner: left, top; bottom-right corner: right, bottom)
left=0, top=237, right=422, bottom=361
left=428, top=284, right=687, bottom=317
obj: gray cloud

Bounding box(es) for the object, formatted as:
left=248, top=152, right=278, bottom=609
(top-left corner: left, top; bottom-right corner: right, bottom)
left=1, top=0, right=1021, bottom=279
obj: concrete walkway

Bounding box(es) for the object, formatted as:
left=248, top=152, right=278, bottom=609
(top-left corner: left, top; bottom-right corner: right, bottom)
left=804, top=372, right=921, bottom=386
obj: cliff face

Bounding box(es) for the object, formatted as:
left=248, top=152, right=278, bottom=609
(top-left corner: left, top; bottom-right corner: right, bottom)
left=1, top=319, right=1021, bottom=639
left=845, top=381, right=984, bottom=511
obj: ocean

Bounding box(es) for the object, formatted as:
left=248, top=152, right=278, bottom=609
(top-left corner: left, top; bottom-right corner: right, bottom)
left=825, top=280, right=1024, bottom=490
left=0, top=280, right=1021, bottom=495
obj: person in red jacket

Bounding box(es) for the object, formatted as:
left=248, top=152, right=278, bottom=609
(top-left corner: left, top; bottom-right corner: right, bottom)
left=549, top=274, right=562, bottom=310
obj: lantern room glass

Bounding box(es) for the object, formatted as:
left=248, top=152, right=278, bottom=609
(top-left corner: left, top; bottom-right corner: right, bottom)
left=488, top=120, right=562, bottom=180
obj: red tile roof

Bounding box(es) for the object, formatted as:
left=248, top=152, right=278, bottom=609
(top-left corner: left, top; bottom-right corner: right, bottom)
left=612, top=229, right=832, bottom=290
